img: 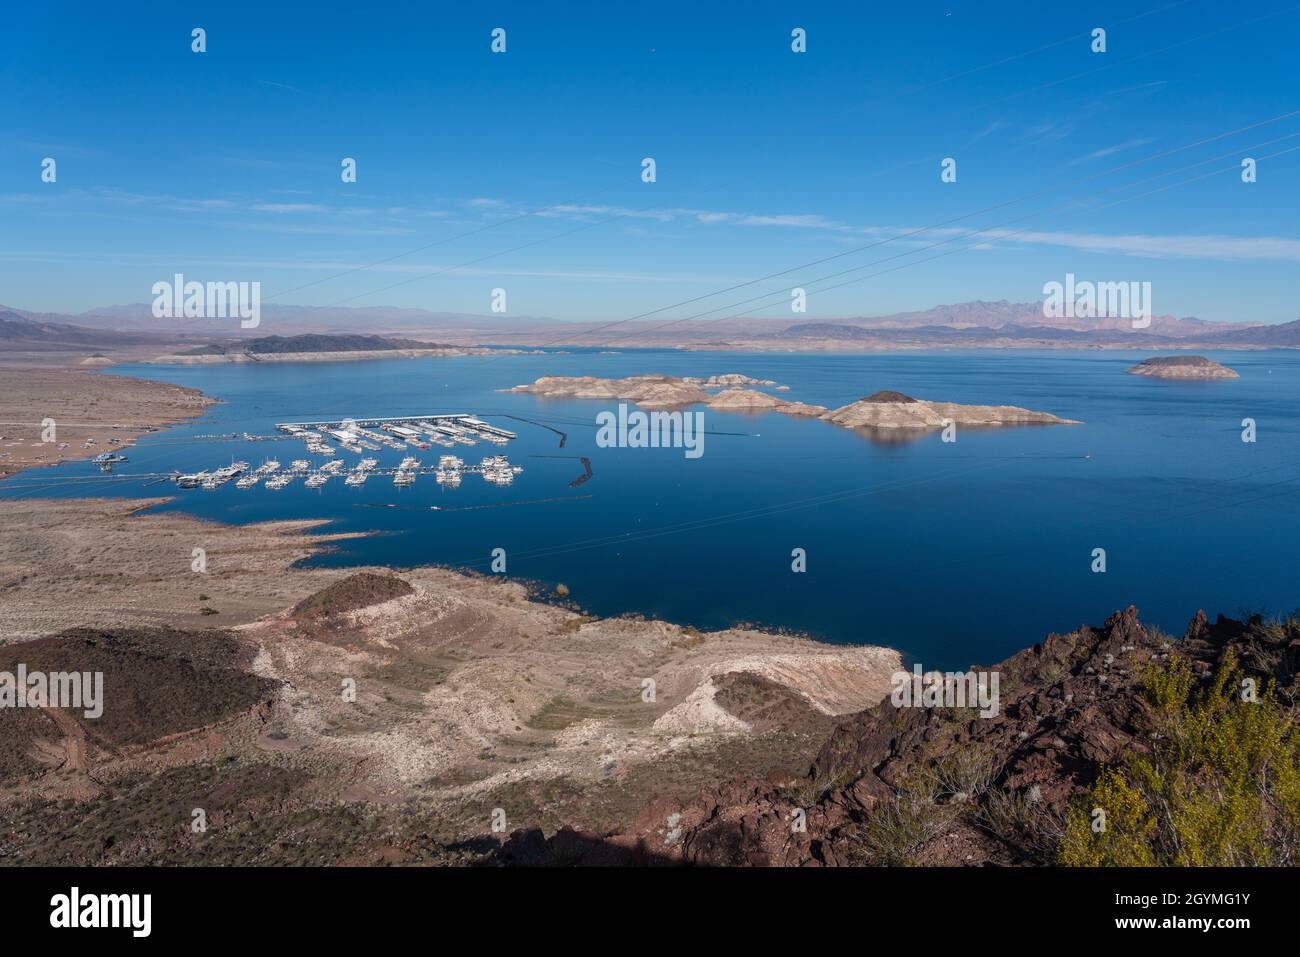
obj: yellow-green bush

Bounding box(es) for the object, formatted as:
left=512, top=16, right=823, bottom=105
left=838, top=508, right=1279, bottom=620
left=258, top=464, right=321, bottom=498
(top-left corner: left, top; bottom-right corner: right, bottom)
left=1060, top=649, right=1300, bottom=866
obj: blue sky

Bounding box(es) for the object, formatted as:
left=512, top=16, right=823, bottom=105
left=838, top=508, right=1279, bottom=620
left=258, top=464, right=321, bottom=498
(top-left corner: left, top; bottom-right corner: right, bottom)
left=2, top=0, right=1299, bottom=325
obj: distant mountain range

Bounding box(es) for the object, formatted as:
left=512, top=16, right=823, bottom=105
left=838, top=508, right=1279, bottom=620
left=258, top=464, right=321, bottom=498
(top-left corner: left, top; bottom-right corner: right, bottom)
left=54, top=303, right=543, bottom=336
left=816, top=299, right=1241, bottom=337
left=769, top=318, right=1300, bottom=348
left=0, top=309, right=195, bottom=352
left=2, top=299, right=1298, bottom=351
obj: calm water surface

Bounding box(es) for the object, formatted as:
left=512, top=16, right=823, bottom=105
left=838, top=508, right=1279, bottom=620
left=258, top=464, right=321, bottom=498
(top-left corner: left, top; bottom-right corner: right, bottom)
left=5, top=348, right=1297, bottom=669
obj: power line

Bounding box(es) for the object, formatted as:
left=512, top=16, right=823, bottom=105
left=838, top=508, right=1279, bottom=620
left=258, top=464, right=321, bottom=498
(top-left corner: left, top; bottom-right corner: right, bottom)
left=534, top=110, right=1300, bottom=347
left=312, top=0, right=1225, bottom=312
left=600, top=134, right=1300, bottom=345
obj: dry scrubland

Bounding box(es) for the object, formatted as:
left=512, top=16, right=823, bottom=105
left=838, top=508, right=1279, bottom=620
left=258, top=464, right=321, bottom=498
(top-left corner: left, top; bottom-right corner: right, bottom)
left=0, top=496, right=899, bottom=864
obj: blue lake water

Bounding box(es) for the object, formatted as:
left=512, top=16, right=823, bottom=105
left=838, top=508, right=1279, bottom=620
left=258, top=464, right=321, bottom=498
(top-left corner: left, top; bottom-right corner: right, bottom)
left=5, top=348, right=1298, bottom=669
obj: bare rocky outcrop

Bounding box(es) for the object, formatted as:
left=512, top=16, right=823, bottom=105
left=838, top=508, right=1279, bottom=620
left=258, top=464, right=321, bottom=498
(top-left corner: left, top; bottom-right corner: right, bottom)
left=821, top=391, right=1079, bottom=430
left=503, top=375, right=711, bottom=408
left=1126, top=355, right=1239, bottom=379
left=503, top=373, right=790, bottom=408
left=682, top=374, right=778, bottom=388
left=290, top=571, right=414, bottom=620
left=493, top=605, right=1300, bottom=866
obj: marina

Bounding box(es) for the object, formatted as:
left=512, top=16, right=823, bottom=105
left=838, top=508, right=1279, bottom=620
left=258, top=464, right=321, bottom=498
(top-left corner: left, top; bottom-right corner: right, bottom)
left=161, top=413, right=525, bottom=496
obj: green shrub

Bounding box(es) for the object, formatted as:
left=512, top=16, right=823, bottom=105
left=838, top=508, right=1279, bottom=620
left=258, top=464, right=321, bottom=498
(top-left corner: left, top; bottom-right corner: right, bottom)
left=1061, top=648, right=1300, bottom=866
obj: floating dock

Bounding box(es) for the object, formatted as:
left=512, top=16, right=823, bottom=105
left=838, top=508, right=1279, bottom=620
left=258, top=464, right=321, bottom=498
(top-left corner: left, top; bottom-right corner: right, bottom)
left=275, top=414, right=517, bottom=440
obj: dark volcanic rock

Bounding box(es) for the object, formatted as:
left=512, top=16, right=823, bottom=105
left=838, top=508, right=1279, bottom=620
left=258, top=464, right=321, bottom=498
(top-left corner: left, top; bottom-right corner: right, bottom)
left=493, top=606, right=1298, bottom=866
left=291, top=572, right=414, bottom=619
left=0, top=626, right=280, bottom=774
left=861, top=390, right=919, bottom=403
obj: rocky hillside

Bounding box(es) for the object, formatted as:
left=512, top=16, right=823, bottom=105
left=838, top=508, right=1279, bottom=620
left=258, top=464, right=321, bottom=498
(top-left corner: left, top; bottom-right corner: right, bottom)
left=495, top=606, right=1300, bottom=866
left=176, top=333, right=447, bottom=355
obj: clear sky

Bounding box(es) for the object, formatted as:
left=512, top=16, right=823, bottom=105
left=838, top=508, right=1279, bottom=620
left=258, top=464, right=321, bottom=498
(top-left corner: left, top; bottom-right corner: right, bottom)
left=3, top=0, right=1299, bottom=324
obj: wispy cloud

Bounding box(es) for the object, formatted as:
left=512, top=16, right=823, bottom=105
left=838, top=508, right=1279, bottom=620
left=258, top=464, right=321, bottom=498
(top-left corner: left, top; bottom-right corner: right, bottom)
left=973, top=227, right=1300, bottom=262
left=1074, top=137, right=1157, bottom=163
left=251, top=202, right=329, bottom=214
left=0, top=250, right=742, bottom=284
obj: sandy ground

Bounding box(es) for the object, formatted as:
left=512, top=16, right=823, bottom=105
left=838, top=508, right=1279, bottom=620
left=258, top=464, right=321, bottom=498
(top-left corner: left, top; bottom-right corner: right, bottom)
left=0, top=367, right=213, bottom=480
left=0, top=495, right=900, bottom=843
left=0, top=497, right=361, bottom=641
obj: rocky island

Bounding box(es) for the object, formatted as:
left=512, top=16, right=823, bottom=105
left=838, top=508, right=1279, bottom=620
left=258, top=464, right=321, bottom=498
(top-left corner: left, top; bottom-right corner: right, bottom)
left=1126, top=355, right=1239, bottom=379
left=822, top=390, right=1081, bottom=429
left=503, top=375, right=1081, bottom=432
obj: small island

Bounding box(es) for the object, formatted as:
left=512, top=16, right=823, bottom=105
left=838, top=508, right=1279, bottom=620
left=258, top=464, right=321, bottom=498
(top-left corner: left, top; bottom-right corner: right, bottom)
left=1126, top=355, right=1239, bottom=380
left=821, top=390, right=1080, bottom=429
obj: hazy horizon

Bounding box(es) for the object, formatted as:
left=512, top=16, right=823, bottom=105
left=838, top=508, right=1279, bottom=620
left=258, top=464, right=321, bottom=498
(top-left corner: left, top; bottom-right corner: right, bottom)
left=4, top=1, right=1300, bottom=326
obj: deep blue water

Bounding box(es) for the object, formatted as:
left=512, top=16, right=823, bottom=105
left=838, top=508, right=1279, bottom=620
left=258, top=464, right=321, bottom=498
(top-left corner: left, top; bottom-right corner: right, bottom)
left=5, top=348, right=1298, bottom=669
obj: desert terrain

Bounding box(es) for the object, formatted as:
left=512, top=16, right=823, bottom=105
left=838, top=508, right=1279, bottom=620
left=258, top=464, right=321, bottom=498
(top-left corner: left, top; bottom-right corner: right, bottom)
left=0, top=367, right=214, bottom=480
left=0, top=492, right=899, bottom=864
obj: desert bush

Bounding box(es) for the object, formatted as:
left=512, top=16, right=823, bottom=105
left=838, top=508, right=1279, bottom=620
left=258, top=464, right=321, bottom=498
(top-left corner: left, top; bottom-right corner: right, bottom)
left=979, top=788, right=1066, bottom=865
left=926, top=747, right=1002, bottom=803
left=849, top=783, right=956, bottom=866
left=1060, top=648, right=1300, bottom=866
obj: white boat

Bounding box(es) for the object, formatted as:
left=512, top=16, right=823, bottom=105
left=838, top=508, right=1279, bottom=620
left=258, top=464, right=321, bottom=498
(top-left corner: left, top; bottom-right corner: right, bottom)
left=400, top=456, right=420, bottom=469
left=438, top=455, right=463, bottom=470
left=266, top=474, right=293, bottom=490
left=358, top=458, right=379, bottom=470
left=289, top=459, right=309, bottom=471
left=236, top=475, right=261, bottom=488
left=176, top=471, right=208, bottom=489
left=435, top=469, right=461, bottom=486
left=305, top=474, right=328, bottom=488
left=255, top=460, right=280, bottom=474
left=345, top=472, right=368, bottom=486
left=394, top=470, right=415, bottom=486
left=211, top=461, right=247, bottom=480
